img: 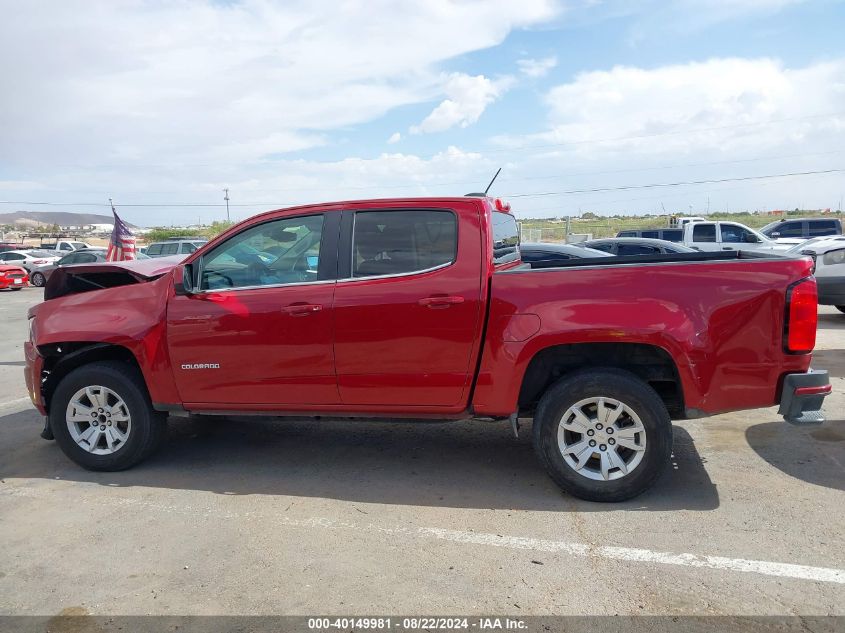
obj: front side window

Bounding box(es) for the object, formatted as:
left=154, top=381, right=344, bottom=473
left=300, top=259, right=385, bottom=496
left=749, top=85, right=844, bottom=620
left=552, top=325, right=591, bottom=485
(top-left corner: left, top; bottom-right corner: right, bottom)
left=692, top=224, right=717, bottom=242
left=161, top=243, right=179, bottom=255
left=720, top=224, right=753, bottom=243
left=661, top=230, right=683, bottom=241
left=180, top=243, right=197, bottom=254
left=352, top=210, right=456, bottom=277
left=778, top=222, right=805, bottom=237
left=76, top=253, right=98, bottom=263
left=201, top=214, right=324, bottom=290
left=60, top=243, right=72, bottom=251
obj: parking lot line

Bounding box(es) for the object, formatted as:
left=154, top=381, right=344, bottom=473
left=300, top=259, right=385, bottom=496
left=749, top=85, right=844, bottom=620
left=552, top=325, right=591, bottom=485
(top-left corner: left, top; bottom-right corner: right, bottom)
left=0, top=397, right=34, bottom=410
left=3, top=484, right=842, bottom=585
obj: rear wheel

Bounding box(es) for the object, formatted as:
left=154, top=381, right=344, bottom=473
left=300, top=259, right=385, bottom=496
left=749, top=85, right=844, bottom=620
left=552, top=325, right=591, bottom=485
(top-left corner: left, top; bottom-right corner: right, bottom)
left=836, top=306, right=845, bottom=314
left=49, top=361, right=166, bottom=471
left=30, top=272, right=45, bottom=287
left=532, top=369, right=672, bottom=502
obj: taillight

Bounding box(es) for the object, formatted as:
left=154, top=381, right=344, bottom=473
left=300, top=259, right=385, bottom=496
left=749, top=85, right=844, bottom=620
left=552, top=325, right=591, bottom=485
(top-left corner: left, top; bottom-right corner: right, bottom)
left=784, top=278, right=817, bottom=353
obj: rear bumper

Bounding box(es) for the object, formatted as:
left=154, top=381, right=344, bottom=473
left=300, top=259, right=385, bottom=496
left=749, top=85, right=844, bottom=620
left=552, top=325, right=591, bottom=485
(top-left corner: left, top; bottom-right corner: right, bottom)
left=816, top=275, right=845, bottom=306
left=778, top=369, right=831, bottom=425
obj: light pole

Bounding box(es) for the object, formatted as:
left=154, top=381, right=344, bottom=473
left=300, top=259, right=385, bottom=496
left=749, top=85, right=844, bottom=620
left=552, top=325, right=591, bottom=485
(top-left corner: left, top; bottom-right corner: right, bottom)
left=223, top=188, right=230, bottom=222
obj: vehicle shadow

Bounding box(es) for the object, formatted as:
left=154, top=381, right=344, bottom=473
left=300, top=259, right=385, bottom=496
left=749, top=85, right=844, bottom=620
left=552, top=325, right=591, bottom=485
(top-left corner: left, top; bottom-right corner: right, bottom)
left=817, top=311, right=845, bottom=331
left=746, top=418, right=845, bottom=491
left=0, top=408, right=719, bottom=512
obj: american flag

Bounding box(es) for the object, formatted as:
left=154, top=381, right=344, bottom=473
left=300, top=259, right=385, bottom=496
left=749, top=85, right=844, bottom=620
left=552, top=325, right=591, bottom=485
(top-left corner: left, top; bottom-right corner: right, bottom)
left=106, top=210, right=137, bottom=261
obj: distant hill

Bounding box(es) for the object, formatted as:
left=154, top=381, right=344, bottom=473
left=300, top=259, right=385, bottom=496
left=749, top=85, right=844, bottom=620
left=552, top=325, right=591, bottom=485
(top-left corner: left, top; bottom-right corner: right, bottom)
left=0, top=211, right=139, bottom=229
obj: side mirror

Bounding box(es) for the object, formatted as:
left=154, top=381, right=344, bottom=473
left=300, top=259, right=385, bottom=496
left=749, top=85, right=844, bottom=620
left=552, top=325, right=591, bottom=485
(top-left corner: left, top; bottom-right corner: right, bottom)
left=745, top=234, right=761, bottom=243
left=174, top=263, right=196, bottom=295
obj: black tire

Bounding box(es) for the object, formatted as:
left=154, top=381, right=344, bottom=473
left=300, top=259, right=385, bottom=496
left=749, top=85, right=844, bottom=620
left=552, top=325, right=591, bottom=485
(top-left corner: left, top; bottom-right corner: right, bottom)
left=30, top=272, right=45, bottom=287
left=836, top=306, right=845, bottom=314
left=532, top=368, right=672, bottom=502
left=49, top=361, right=167, bottom=471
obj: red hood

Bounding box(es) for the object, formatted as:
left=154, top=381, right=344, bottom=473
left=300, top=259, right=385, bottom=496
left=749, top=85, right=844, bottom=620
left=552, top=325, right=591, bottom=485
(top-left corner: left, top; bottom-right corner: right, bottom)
left=69, top=255, right=186, bottom=279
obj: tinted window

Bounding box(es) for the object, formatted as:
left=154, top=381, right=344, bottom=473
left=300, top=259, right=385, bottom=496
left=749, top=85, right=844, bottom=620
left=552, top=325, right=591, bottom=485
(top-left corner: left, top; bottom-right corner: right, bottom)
left=180, top=243, right=197, bottom=254
left=60, top=243, right=73, bottom=251
left=75, top=253, right=98, bottom=263
left=71, top=242, right=87, bottom=250
left=618, top=244, right=659, bottom=256
left=808, top=220, right=838, bottom=236
left=521, top=250, right=570, bottom=263
left=641, top=231, right=659, bottom=239
left=491, top=212, right=519, bottom=264
left=146, top=244, right=163, bottom=256
left=777, top=222, right=805, bottom=237
left=588, top=242, right=615, bottom=253
left=203, top=214, right=324, bottom=290
left=352, top=210, right=456, bottom=277
left=3, top=253, right=25, bottom=260
left=661, top=229, right=683, bottom=242
left=617, top=231, right=636, bottom=238
left=719, top=224, right=753, bottom=243
left=161, top=243, right=179, bottom=255
left=58, top=253, right=79, bottom=265
left=692, top=224, right=717, bottom=242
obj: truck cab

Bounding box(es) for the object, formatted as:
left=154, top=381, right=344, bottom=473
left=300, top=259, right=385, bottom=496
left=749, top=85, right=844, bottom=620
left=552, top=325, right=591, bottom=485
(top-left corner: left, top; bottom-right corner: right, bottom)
left=682, top=221, right=798, bottom=252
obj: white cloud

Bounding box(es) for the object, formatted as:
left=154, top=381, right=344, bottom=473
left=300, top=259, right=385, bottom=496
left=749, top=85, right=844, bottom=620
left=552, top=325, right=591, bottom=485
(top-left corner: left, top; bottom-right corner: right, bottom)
left=497, top=57, right=845, bottom=158
left=387, top=132, right=402, bottom=144
left=517, top=56, right=558, bottom=78
left=0, top=0, right=559, bottom=170
left=410, top=73, right=513, bottom=135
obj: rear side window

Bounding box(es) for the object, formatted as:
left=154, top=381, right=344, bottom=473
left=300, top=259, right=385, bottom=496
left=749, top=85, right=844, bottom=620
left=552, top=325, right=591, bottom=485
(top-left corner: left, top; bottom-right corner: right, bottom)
left=588, top=242, right=615, bottom=253
left=617, top=231, right=637, bottom=238
left=147, top=244, right=162, bottom=256
left=618, top=244, right=659, bottom=256
left=161, top=243, right=179, bottom=255
left=352, top=210, right=457, bottom=278
left=641, top=231, right=659, bottom=239
left=692, top=224, right=716, bottom=242
left=661, top=229, right=682, bottom=241
left=492, top=212, right=519, bottom=264
left=521, top=250, right=570, bottom=263
left=76, top=253, right=98, bottom=263
left=808, top=220, right=838, bottom=236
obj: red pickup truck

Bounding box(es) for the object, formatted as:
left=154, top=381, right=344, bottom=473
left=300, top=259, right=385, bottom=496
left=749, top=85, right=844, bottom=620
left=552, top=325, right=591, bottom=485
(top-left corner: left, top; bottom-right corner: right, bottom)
left=24, top=196, right=831, bottom=501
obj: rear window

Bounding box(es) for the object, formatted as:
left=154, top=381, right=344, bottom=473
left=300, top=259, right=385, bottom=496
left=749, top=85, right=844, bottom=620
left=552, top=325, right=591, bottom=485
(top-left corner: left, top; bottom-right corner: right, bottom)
left=808, top=220, right=838, bottom=236
left=692, top=224, right=717, bottom=242
left=492, top=212, right=520, bottom=264
left=352, top=209, right=457, bottom=277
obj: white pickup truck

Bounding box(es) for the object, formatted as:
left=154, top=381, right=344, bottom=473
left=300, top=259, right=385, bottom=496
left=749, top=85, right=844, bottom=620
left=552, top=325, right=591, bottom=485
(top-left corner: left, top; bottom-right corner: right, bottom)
left=39, top=240, right=93, bottom=253
left=680, top=221, right=802, bottom=252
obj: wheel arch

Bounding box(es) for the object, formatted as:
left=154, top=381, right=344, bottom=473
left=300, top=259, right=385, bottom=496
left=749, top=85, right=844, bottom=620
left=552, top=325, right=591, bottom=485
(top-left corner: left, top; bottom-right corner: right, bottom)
left=518, top=342, right=685, bottom=418
left=38, top=342, right=147, bottom=414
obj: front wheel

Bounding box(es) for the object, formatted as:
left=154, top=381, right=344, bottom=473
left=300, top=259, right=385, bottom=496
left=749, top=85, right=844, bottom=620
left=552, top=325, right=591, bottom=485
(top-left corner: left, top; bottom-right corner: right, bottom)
left=50, top=361, right=166, bottom=471
left=30, top=272, right=45, bottom=287
left=532, top=369, right=672, bottom=502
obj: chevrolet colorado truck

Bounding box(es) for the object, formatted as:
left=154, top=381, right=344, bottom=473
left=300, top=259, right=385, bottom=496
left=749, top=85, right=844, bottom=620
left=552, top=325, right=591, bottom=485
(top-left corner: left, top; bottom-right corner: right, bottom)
left=24, top=196, right=831, bottom=501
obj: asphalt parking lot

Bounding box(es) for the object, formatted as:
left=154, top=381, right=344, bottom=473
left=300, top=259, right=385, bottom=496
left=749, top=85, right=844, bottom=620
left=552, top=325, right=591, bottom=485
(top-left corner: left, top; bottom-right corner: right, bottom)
left=0, top=285, right=843, bottom=616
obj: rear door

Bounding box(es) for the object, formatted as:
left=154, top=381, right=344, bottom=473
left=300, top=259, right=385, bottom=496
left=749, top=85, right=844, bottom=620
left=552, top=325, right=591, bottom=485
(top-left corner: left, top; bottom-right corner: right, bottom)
left=332, top=204, right=484, bottom=407
left=688, top=223, right=719, bottom=251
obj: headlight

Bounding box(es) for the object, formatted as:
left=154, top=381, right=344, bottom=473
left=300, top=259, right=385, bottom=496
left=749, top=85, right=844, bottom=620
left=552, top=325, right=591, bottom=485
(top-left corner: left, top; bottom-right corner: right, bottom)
left=822, top=248, right=845, bottom=266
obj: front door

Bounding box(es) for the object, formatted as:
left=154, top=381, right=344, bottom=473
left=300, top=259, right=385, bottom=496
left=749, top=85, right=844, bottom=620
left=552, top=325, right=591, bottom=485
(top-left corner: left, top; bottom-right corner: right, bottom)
left=167, top=212, right=340, bottom=406
left=332, top=207, right=484, bottom=407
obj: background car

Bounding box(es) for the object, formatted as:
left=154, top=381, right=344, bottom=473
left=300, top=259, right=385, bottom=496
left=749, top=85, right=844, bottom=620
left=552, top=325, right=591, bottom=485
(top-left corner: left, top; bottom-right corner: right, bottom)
left=0, top=249, right=61, bottom=272
left=760, top=217, right=842, bottom=241
left=520, top=242, right=613, bottom=266
left=583, top=237, right=696, bottom=256
left=785, top=235, right=845, bottom=311
left=616, top=228, right=684, bottom=242
left=145, top=238, right=208, bottom=257
left=0, top=264, right=29, bottom=290
left=28, top=248, right=107, bottom=287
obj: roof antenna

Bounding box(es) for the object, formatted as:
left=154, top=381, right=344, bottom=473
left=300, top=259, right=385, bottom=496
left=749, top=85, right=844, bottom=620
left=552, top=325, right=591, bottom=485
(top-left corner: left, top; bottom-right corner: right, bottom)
left=484, top=167, right=502, bottom=195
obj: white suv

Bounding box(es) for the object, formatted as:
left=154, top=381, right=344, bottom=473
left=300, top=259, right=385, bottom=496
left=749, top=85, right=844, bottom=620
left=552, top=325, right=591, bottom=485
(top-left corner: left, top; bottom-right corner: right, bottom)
left=786, top=236, right=845, bottom=311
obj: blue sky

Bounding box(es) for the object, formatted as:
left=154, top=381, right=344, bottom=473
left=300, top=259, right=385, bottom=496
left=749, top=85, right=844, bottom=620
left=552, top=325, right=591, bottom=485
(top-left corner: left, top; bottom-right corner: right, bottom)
left=1, top=0, right=844, bottom=225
